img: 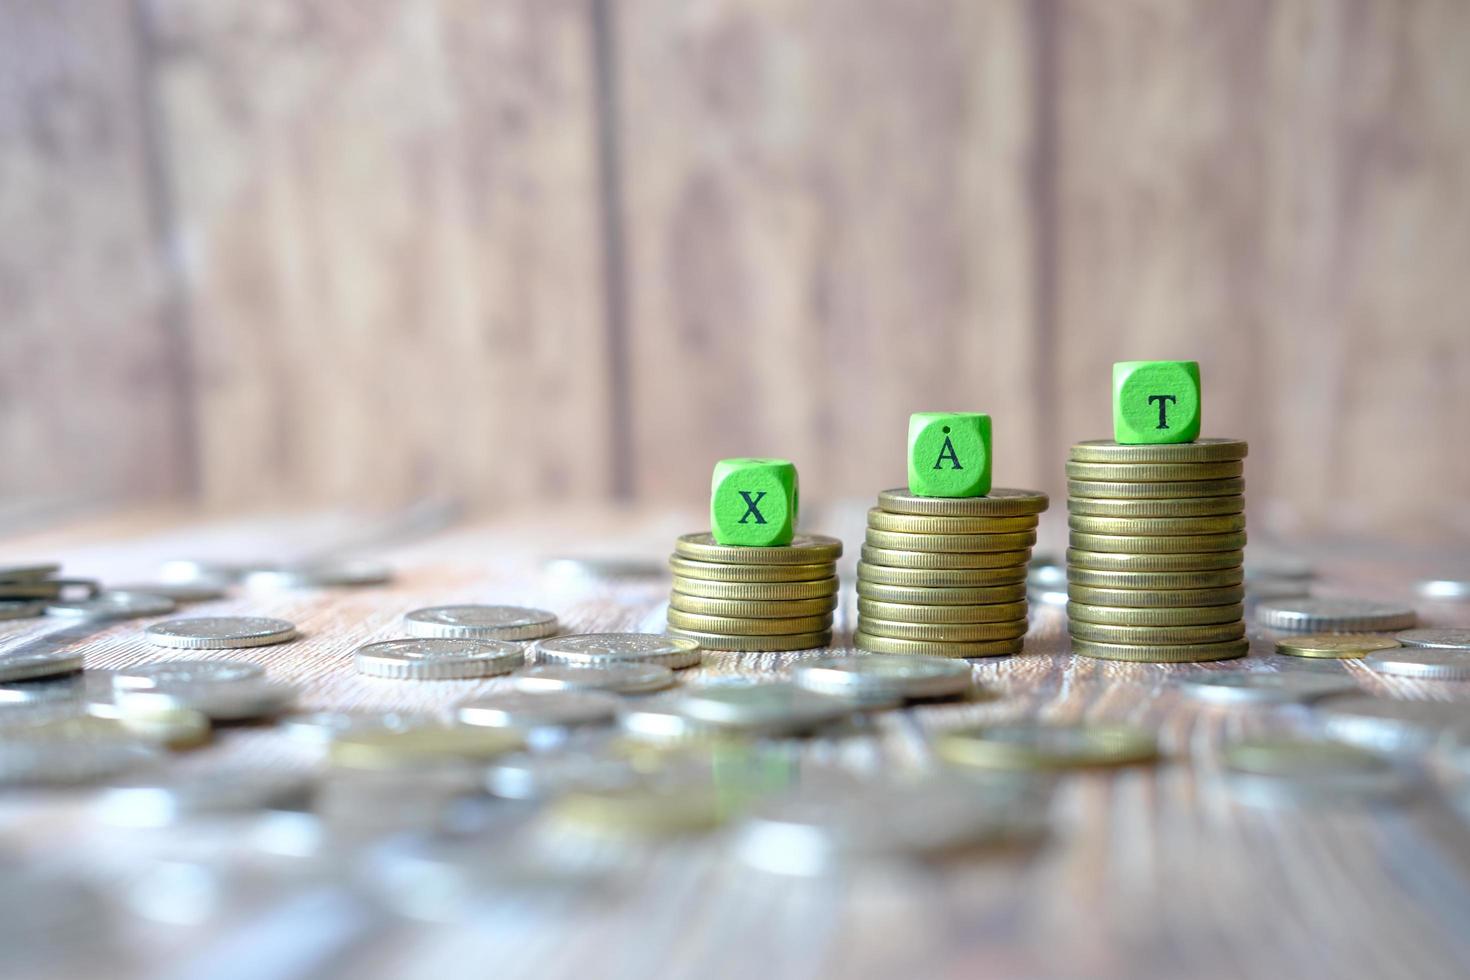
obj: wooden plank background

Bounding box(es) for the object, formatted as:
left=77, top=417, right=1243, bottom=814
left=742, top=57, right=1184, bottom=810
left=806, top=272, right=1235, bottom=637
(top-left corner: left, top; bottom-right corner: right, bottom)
left=2, top=0, right=1468, bottom=537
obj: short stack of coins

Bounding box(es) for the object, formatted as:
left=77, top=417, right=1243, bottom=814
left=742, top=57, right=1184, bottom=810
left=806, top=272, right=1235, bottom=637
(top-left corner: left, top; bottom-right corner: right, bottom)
left=1065, top=438, right=1249, bottom=662
left=666, top=533, right=842, bottom=652
left=854, top=488, right=1049, bottom=658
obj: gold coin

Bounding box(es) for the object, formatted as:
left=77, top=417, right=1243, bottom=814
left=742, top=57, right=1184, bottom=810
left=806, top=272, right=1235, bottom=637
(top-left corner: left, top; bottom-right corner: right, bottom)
left=865, top=509, right=1038, bottom=534
left=1275, top=633, right=1402, bottom=660
left=1067, top=601, right=1244, bottom=627
left=666, top=627, right=832, bottom=652
left=853, top=632, right=1024, bottom=658
left=1068, top=439, right=1249, bottom=464
left=1068, top=514, right=1247, bottom=536
left=666, top=609, right=831, bottom=636
left=861, top=545, right=1033, bottom=570
left=674, top=533, right=842, bottom=565
left=935, top=723, right=1159, bottom=770
left=668, top=556, right=835, bottom=583
left=669, top=593, right=837, bottom=618
left=1069, top=620, right=1246, bottom=645
left=865, top=529, right=1038, bottom=554
left=1065, top=460, right=1244, bottom=482
left=331, top=726, right=524, bottom=770
left=549, top=787, right=726, bottom=837
left=1067, top=495, right=1245, bottom=518
left=1066, top=567, right=1244, bottom=590
left=855, top=580, right=1028, bottom=605
left=672, top=576, right=839, bottom=600
left=1066, top=548, right=1243, bottom=573
left=876, top=487, right=1049, bottom=517
left=854, top=561, right=1028, bottom=588
left=1067, top=477, right=1244, bottom=499
left=857, top=598, right=1029, bottom=624
left=857, top=617, right=1027, bottom=643
left=1067, top=583, right=1245, bottom=608
left=1069, top=531, right=1247, bottom=554
left=1071, top=637, right=1249, bottom=662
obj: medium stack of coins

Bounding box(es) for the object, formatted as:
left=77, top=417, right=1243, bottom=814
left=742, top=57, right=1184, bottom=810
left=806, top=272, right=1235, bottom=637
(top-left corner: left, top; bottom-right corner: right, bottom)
left=853, top=488, right=1049, bottom=658
left=666, top=533, right=842, bottom=652
left=1065, top=439, right=1248, bottom=662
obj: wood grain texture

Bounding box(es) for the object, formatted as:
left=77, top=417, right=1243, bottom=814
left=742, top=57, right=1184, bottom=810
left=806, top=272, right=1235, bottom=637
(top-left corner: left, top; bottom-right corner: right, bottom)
left=2, top=505, right=1470, bottom=978
left=148, top=0, right=611, bottom=509
left=0, top=0, right=188, bottom=504
left=614, top=0, right=1047, bottom=507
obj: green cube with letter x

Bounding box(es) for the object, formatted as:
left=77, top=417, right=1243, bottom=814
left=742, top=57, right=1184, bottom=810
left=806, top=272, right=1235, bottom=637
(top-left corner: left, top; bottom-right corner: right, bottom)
left=1113, top=360, right=1201, bottom=444
left=907, top=412, right=992, bottom=497
left=710, top=458, right=798, bottom=546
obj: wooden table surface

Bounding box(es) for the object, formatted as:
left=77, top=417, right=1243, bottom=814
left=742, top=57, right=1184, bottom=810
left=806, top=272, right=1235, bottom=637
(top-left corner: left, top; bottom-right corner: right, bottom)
left=2, top=502, right=1470, bottom=980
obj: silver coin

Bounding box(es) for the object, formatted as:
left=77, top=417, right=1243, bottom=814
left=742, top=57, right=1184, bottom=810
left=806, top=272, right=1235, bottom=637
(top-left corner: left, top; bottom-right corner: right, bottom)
left=673, top=682, right=855, bottom=734
left=47, top=591, right=177, bottom=620
left=1254, top=598, right=1416, bottom=632
left=0, top=600, right=46, bottom=621
left=457, top=690, right=621, bottom=730
left=1362, top=648, right=1470, bottom=681
left=355, top=637, right=524, bottom=680
left=280, top=709, right=437, bottom=744
left=1395, top=628, right=1470, bottom=651
left=95, top=769, right=313, bottom=828
left=1175, top=671, right=1357, bottom=705
left=1220, top=737, right=1416, bottom=805
left=244, top=561, right=393, bottom=590
left=790, top=654, right=973, bottom=703
left=115, top=681, right=296, bottom=722
left=404, top=605, right=559, bottom=641
left=0, top=650, right=83, bottom=684
left=1417, top=578, right=1470, bottom=601
left=0, top=562, right=62, bottom=583
left=0, top=669, right=114, bottom=705
left=106, top=582, right=228, bottom=603
left=1314, top=695, right=1470, bottom=754
left=512, top=662, right=673, bottom=695
left=485, top=750, right=641, bottom=801
left=532, top=632, right=701, bottom=670
left=145, top=616, right=297, bottom=649
left=112, top=659, right=266, bottom=691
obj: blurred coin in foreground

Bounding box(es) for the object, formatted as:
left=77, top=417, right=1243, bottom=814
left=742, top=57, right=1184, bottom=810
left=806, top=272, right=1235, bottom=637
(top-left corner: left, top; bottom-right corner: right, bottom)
left=0, top=651, right=83, bottom=684
left=1175, top=672, right=1357, bottom=705
left=48, top=591, right=176, bottom=620
left=937, top=723, right=1159, bottom=770
left=331, top=726, right=524, bottom=770
left=114, top=681, right=296, bottom=722
left=513, top=662, right=675, bottom=695
left=672, top=682, right=855, bottom=735
left=113, top=659, right=264, bottom=690
left=458, top=690, right=621, bottom=731
left=790, top=654, right=974, bottom=704
left=1220, top=737, right=1416, bottom=805
left=1362, top=648, right=1470, bottom=681
left=1314, top=695, right=1470, bottom=754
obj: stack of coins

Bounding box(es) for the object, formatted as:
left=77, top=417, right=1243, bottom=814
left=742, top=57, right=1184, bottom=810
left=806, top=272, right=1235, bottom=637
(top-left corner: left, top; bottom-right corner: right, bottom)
left=666, top=533, right=842, bottom=652
left=853, top=488, right=1049, bottom=658
left=1065, top=439, right=1248, bottom=662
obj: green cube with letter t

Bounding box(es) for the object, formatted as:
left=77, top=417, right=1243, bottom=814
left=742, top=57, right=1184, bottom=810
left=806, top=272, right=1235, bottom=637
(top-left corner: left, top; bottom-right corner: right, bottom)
left=710, top=458, right=798, bottom=546
left=1113, top=360, right=1201, bottom=444
left=907, top=412, right=992, bottom=497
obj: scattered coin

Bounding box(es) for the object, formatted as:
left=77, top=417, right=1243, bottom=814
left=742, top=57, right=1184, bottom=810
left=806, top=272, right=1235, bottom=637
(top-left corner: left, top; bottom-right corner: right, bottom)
left=330, top=726, right=524, bottom=770
left=853, top=633, right=1023, bottom=658
left=1395, top=628, right=1470, bottom=651
left=145, top=616, right=298, bottom=649
left=671, top=576, right=839, bottom=601
left=106, top=582, right=228, bottom=603
left=0, top=719, right=160, bottom=785
left=355, top=637, right=524, bottom=680
left=1274, top=634, right=1401, bottom=660
left=280, top=710, right=438, bottom=744
left=864, top=528, right=1038, bottom=554
left=1067, top=477, right=1244, bottom=500
left=532, top=633, right=702, bottom=670
left=112, top=659, right=265, bottom=690
left=789, top=654, right=974, bottom=704
left=1362, top=648, right=1470, bottom=681
left=0, top=651, right=83, bottom=684
left=1314, top=695, right=1470, bottom=753
left=936, top=723, right=1159, bottom=770
left=47, top=591, right=177, bottom=620
left=1067, top=438, right=1249, bottom=464
left=667, top=557, right=835, bottom=583
left=1417, top=578, right=1470, bottom=601
left=112, top=705, right=213, bottom=750
left=513, top=662, right=675, bottom=695
left=875, top=487, right=1049, bottom=517
left=1175, top=672, right=1357, bottom=705
left=617, top=699, right=723, bottom=744
left=860, top=545, right=1033, bottom=570
left=673, top=533, right=843, bottom=565
left=114, top=681, right=296, bottom=722
left=457, top=690, right=621, bottom=730
left=665, top=627, right=833, bottom=653
left=1255, top=598, right=1417, bottom=633
left=672, top=682, right=855, bottom=735
left=864, top=509, right=1039, bottom=535
left=1067, top=601, right=1244, bottom=627
left=1220, top=737, right=1414, bottom=804
left=0, top=669, right=114, bottom=705
left=244, top=561, right=393, bottom=590
left=485, top=750, right=641, bottom=801
left=546, top=784, right=726, bottom=838
left=403, top=605, right=559, bottom=641
left=95, top=770, right=312, bottom=828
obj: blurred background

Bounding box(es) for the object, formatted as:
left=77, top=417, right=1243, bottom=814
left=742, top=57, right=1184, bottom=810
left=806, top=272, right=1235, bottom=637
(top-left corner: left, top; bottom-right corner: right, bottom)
left=4, top=0, right=1468, bottom=540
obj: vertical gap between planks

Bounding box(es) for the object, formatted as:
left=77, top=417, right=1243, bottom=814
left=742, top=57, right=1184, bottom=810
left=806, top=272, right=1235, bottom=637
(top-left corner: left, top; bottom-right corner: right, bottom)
left=590, top=0, right=635, bottom=502
left=1029, top=0, right=1062, bottom=472
left=127, top=0, right=200, bottom=501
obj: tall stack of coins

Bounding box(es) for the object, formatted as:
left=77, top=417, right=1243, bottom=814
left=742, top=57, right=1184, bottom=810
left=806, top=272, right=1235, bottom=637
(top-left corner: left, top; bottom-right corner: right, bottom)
left=666, top=533, right=842, bottom=651
left=853, top=488, right=1049, bottom=658
left=1065, top=439, right=1248, bottom=662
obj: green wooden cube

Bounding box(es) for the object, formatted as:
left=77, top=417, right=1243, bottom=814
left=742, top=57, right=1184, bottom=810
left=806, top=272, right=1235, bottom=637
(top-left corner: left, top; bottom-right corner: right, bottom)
left=907, top=412, right=992, bottom=497
left=710, top=458, right=798, bottom=546
left=1113, top=361, right=1201, bottom=444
